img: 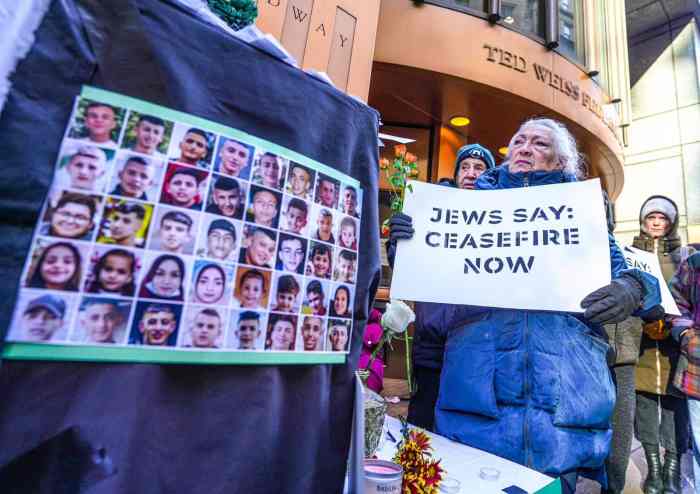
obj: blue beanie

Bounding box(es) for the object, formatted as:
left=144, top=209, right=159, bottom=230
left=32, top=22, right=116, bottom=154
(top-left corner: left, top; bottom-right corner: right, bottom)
left=454, top=144, right=496, bottom=178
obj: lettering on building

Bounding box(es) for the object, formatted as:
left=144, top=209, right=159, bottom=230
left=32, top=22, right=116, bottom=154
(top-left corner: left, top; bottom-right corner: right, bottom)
left=482, top=44, right=617, bottom=136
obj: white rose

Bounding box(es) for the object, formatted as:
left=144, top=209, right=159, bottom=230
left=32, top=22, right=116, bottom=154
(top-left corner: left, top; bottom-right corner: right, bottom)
left=381, top=299, right=415, bottom=334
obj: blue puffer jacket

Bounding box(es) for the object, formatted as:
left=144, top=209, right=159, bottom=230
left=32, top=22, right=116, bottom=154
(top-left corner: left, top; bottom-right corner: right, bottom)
left=434, top=166, right=661, bottom=476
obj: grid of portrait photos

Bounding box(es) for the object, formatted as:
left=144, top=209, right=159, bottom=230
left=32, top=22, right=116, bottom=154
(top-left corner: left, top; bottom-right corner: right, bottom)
left=7, top=88, right=363, bottom=362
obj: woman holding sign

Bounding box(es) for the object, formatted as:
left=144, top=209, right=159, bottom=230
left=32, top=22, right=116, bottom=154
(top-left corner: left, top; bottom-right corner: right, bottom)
left=387, top=118, right=662, bottom=494
left=632, top=196, right=693, bottom=494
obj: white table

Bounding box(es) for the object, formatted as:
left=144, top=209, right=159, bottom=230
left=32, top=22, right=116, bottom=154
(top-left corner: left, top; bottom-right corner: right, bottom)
left=374, top=416, right=560, bottom=494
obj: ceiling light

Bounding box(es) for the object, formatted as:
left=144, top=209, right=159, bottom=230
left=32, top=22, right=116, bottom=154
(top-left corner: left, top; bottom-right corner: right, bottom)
left=449, top=116, right=470, bottom=127
left=498, top=147, right=508, bottom=156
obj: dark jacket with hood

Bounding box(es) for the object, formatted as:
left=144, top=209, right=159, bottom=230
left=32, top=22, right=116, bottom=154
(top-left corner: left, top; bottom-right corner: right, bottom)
left=411, top=144, right=496, bottom=370
left=634, top=195, right=695, bottom=395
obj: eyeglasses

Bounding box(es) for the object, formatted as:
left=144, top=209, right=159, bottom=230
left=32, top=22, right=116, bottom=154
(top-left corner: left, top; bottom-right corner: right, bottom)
left=281, top=248, right=304, bottom=257
left=55, top=209, right=91, bottom=223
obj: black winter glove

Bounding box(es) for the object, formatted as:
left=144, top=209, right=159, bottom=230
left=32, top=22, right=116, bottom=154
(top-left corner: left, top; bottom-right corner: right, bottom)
left=580, top=273, right=643, bottom=325
left=386, top=213, right=414, bottom=269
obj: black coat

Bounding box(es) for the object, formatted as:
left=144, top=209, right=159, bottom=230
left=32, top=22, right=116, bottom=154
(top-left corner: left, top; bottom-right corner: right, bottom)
left=0, top=1, right=380, bottom=492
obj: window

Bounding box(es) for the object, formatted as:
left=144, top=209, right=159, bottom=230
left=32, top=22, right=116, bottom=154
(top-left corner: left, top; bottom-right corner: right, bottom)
left=423, top=0, right=487, bottom=15
left=501, top=0, right=545, bottom=38
left=558, top=0, right=585, bottom=64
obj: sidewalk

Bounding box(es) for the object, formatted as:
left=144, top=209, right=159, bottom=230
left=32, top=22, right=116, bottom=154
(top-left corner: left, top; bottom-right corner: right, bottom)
left=381, top=378, right=696, bottom=494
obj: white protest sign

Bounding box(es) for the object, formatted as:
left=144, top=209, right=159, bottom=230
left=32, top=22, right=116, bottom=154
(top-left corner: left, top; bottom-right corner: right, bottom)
left=622, top=245, right=681, bottom=316
left=391, top=179, right=612, bottom=312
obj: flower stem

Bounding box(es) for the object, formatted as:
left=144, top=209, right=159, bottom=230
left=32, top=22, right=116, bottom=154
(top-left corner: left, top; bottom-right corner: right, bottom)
left=404, top=330, right=413, bottom=394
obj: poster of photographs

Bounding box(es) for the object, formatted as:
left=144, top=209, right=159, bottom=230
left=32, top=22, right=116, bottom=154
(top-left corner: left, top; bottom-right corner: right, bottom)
left=4, top=86, right=362, bottom=365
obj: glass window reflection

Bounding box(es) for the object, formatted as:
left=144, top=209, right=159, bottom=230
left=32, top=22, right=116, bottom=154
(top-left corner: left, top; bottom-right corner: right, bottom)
left=425, top=0, right=487, bottom=14
left=501, top=0, right=545, bottom=38
left=559, top=0, right=586, bottom=64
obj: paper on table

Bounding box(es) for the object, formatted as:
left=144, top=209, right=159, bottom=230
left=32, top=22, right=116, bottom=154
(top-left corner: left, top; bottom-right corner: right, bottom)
left=376, top=416, right=556, bottom=494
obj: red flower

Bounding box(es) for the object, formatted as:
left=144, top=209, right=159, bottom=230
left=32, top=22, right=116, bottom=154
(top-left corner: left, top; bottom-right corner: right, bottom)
left=421, top=459, right=444, bottom=487
left=409, top=430, right=431, bottom=452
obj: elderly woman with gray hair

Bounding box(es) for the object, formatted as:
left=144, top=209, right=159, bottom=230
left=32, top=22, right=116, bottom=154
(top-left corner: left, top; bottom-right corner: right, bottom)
left=387, top=118, right=661, bottom=493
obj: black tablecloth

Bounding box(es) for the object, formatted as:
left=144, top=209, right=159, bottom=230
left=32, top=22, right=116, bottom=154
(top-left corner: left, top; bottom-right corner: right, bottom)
left=0, top=1, right=380, bottom=492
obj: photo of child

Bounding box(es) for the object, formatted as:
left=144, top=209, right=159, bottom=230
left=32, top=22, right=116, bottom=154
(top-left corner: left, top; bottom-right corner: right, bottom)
left=305, top=241, right=333, bottom=280
left=215, top=137, right=254, bottom=179
left=54, top=141, right=114, bottom=193
left=148, top=207, right=198, bottom=255
left=167, top=124, right=215, bottom=169
left=160, top=163, right=209, bottom=211
left=280, top=196, right=310, bottom=237
left=270, top=273, right=302, bottom=314
left=329, top=284, right=353, bottom=319
left=7, top=290, right=76, bottom=343
left=264, top=313, right=297, bottom=351
left=333, top=249, right=357, bottom=284
left=340, top=184, right=361, bottom=218
left=97, top=199, right=153, bottom=248
left=246, top=185, right=282, bottom=229
left=251, top=151, right=287, bottom=190
left=121, top=112, right=173, bottom=159
left=25, top=240, right=87, bottom=292
left=189, top=260, right=234, bottom=306
left=73, top=296, right=132, bottom=344
left=84, top=246, right=140, bottom=296
left=298, top=315, right=326, bottom=352
left=285, top=162, right=315, bottom=201
left=301, top=278, right=329, bottom=316
left=327, top=318, right=350, bottom=352
left=180, top=306, right=226, bottom=349
left=336, top=216, right=358, bottom=251
left=67, top=99, right=125, bottom=148
left=227, top=310, right=267, bottom=350
left=233, top=267, right=271, bottom=310
left=138, top=253, right=188, bottom=301
left=39, top=189, right=101, bottom=241
left=128, top=301, right=182, bottom=346
left=108, top=152, right=164, bottom=201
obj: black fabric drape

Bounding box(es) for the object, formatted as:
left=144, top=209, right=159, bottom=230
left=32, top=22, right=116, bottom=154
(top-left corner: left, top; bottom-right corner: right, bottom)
left=0, top=1, right=381, bottom=492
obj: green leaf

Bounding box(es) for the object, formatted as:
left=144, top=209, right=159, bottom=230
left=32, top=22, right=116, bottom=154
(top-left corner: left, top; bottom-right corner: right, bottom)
left=390, top=176, right=403, bottom=187
left=407, top=183, right=413, bottom=193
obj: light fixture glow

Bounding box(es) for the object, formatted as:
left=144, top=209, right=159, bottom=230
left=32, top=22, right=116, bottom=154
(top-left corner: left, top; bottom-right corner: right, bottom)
left=498, top=146, right=508, bottom=156
left=450, top=116, right=470, bottom=127
left=503, top=16, right=514, bottom=24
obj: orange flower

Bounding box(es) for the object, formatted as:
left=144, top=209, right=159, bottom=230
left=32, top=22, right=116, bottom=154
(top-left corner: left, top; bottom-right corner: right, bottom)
left=394, top=144, right=407, bottom=157
left=404, top=152, right=417, bottom=164
left=381, top=224, right=390, bottom=238
left=379, top=157, right=391, bottom=170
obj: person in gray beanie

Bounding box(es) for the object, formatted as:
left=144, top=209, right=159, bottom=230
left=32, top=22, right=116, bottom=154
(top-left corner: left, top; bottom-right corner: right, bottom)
left=631, top=195, right=695, bottom=494
left=387, top=142, right=496, bottom=431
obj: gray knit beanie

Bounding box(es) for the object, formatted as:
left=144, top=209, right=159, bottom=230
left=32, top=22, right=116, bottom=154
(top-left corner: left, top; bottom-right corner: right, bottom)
left=641, top=197, right=676, bottom=225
